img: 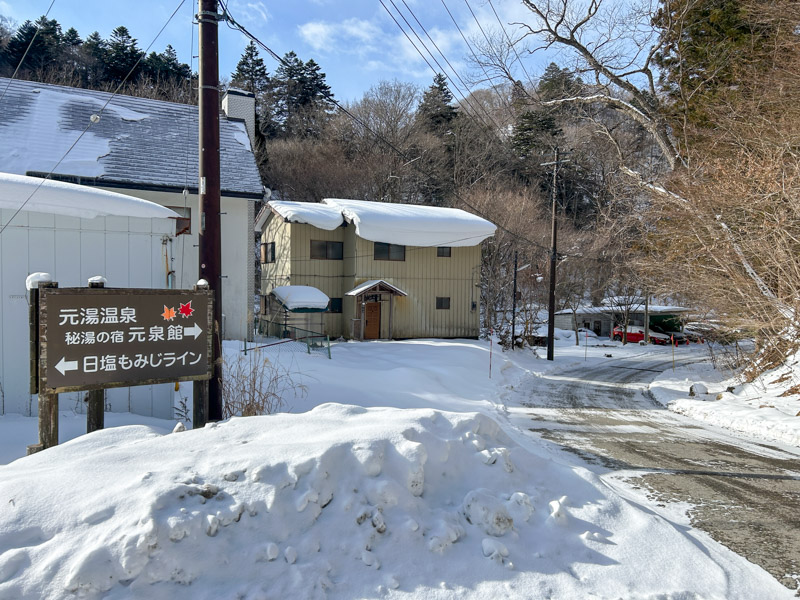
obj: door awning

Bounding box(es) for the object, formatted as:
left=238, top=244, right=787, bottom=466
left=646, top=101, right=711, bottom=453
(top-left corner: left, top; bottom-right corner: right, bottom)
left=345, top=279, right=407, bottom=297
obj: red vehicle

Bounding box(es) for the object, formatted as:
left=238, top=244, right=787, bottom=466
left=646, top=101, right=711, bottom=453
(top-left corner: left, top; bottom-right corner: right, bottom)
left=612, top=325, right=671, bottom=345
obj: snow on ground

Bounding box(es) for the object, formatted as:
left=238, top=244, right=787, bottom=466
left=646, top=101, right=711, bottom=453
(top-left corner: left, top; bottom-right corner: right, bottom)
left=650, top=348, right=800, bottom=447
left=0, top=334, right=795, bottom=599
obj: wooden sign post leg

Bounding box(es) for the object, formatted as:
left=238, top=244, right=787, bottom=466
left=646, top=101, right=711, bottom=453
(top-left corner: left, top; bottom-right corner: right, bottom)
left=86, top=278, right=106, bottom=433
left=38, top=391, right=59, bottom=449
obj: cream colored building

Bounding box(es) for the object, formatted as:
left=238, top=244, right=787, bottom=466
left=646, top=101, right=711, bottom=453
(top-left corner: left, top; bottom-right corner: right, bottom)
left=256, top=199, right=496, bottom=339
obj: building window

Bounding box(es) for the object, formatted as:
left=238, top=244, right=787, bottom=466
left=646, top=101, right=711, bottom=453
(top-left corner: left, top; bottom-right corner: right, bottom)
left=374, top=242, right=405, bottom=261
left=437, top=246, right=451, bottom=257
left=260, top=241, right=275, bottom=264
left=328, top=297, right=343, bottom=313
left=436, top=297, right=451, bottom=310
left=311, top=240, right=343, bottom=260
left=167, top=206, right=191, bottom=235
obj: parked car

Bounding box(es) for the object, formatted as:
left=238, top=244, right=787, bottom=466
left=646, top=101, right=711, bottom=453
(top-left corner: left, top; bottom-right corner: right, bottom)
left=650, top=324, right=689, bottom=345
left=611, top=325, right=671, bottom=345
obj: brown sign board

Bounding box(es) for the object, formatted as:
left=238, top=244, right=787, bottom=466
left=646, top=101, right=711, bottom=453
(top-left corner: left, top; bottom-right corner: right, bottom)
left=39, top=287, right=213, bottom=393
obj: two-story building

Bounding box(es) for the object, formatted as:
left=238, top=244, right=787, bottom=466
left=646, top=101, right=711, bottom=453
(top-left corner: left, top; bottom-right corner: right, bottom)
left=256, top=198, right=496, bottom=340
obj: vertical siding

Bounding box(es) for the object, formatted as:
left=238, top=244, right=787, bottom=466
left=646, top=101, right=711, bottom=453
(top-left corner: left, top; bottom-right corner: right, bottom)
left=351, top=237, right=481, bottom=339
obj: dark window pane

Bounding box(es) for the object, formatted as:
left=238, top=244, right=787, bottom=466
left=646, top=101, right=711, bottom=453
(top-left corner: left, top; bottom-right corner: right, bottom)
left=437, top=247, right=451, bottom=257
left=328, top=297, right=343, bottom=313
left=436, top=297, right=450, bottom=310
left=261, top=242, right=275, bottom=263
left=311, top=240, right=327, bottom=259
left=374, top=242, right=389, bottom=260
left=389, top=244, right=405, bottom=261
left=327, top=241, right=343, bottom=260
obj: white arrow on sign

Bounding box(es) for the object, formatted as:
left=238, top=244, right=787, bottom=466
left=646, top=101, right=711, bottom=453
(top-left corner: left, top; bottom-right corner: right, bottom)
left=184, top=323, right=203, bottom=339
left=55, top=357, right=79, bottom=376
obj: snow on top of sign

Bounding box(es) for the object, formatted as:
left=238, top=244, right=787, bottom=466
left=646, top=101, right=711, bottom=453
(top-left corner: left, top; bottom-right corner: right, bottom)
left=322, top=198, right=496, bottom=247
left=88, top=276, right=108, bottom=284
left=25, top=272, right=52, bottom=290
left=271, top=285, right=330, bottom=311
left=0, top=172, right=179, bottom=220
left=268, top=201, right=344, bottom=230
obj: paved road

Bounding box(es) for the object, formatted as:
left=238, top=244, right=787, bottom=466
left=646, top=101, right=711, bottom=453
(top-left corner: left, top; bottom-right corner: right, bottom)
left=513, top=352, right=800, bottom=591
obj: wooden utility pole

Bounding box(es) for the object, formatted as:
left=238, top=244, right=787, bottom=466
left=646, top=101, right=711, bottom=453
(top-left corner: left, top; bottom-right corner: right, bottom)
left=197, top=0, right=223, bottom=424
left=546, top=148, right=559, bottom=362
left=86, top=278, right=105, bottom=433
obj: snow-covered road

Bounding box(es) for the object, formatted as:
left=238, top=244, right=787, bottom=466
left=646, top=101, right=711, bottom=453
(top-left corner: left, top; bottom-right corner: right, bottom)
left=505, top=352, right=800, bottom=591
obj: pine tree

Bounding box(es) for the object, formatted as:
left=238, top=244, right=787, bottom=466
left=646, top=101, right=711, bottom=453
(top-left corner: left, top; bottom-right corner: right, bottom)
left=268, top=51, right=333, bottom=138
left=144, top=44, right=190, bottom=82
left=231, top=41, right=269, bottom=95
left=105, top=26, right=143, bottom=83
left=416, top=73, right=457, bottom=134
left=3, top=16, right=62, bottom=74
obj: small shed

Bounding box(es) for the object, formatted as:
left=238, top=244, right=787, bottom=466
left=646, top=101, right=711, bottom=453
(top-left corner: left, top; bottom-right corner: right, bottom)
left=261, top=285, right=330, bottom=339
left=554, top=303, right=691, bottom=338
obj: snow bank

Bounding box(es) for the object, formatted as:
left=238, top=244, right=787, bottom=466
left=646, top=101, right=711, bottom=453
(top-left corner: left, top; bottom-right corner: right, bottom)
left=650, top=360, right=800, bottom=448
left=323, top=198, right=496, bottom=247
left=0, top=172, right=178, bottom=220
left=272, top=285, right=330, bottom=311
left=1, top=400, right=789, bottom=599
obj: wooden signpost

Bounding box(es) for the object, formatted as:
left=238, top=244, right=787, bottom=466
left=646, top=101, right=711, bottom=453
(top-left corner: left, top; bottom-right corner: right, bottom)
left=28, top=282, right=213, bottom=454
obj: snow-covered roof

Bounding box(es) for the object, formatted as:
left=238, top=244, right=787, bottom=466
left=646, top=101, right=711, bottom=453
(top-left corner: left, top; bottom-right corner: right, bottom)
left=555, top=304, right=690, bottom=316
left=0, top=172, right=179, bottom=220
left=345, top=279, right=408, bottom=297
left=323, top=198, right=496, bottom=247
left=0, top=78, right=262, bottom=197
left=268, top=201, right=344, bottom=230
left=271, top=285, right=330, bottom=311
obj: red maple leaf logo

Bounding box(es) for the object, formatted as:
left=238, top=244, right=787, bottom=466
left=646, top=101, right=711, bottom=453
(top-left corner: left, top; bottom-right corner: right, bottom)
left=179, top=300, right=194, bottom=318
left=161, top=305, right=176, bottom=321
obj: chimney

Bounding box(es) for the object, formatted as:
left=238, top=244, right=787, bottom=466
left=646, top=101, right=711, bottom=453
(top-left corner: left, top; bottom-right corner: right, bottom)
left=221, top=88, right=257, bottom=149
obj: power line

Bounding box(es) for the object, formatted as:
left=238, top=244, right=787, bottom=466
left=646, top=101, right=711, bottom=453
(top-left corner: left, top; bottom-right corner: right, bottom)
left=486, top=0, right=536, bottom=90
left=0, top=0, right=58, bottom=104
left=0, top=0, right=188, bottom=237
left=216, top=0, right=550, bottom=254
left=381, top=0, right=500, bottom=131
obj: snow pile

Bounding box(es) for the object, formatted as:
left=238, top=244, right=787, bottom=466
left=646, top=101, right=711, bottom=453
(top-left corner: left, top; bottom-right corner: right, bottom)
left=268, top=200, right=344, bottom=230
left=323, top=198, right=496, bottom=247
left=0, top=172, right=179, bottom=220
left=271, top=285, right=330, bottom=311
left=650, top=359, right=800, bottom=447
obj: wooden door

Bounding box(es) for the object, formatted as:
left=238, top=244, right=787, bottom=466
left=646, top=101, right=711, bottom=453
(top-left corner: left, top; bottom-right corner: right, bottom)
left=365, top=302, right=381, bottom=339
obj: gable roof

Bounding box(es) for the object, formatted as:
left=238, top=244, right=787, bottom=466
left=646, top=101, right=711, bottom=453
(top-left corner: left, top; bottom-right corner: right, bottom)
left=0, top=78, right=262, bottom=198
left=256, top=198, right=496, bottom=247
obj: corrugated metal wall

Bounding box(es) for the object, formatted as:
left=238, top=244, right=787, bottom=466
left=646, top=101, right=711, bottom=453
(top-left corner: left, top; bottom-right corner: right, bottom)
left=0, top=208, right=175, bottom=417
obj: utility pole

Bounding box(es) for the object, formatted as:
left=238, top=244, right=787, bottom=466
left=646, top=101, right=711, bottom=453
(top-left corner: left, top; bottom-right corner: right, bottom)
left=541, top=148, right=568, bottom=361
left=511, top=251, right=518, bottom=350
left=196, top=0, right=223, bottom=424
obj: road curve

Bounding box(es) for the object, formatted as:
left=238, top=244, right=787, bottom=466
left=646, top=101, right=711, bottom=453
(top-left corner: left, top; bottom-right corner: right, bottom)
left=514, top=352, right=800, bottom=591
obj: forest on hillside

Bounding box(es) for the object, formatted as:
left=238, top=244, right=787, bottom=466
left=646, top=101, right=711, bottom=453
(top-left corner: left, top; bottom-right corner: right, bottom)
left=2, top=1, right=799, bottom=372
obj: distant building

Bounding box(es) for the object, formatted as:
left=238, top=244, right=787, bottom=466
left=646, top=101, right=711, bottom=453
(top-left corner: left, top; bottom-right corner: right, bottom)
left=256, top=199, right=496, bottom=339
left=554, top=302, right=690, bottom=338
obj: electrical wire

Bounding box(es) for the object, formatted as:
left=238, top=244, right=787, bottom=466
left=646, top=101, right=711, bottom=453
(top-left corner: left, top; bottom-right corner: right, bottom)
left=0, top=0, right=57, bottom=104
left=486, top=0, right=536, bottom=91
left=217, top=0, right=551, bottom=254
left=178, top=5, right=197, bottom=289
left=0, top=0, right=188, bottom=237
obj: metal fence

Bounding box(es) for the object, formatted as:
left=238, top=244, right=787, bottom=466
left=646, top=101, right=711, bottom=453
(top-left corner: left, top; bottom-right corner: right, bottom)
left=253, top=320, right=331, bottom=359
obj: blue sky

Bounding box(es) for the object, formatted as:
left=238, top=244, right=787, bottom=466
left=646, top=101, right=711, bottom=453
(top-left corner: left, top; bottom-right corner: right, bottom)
left=0, top=0, right=551, bottom=102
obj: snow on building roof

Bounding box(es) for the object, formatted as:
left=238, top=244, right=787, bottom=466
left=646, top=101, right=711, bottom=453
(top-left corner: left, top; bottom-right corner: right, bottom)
left=0, top=78, right=262, bottom=197
left=555, top=304, right=690, bottom=316
left=271, top=285, right=330, bottom=311
left=268, top=200, right=344, bottom=230
left=345, top=279, right=408, bottom=297
left=323, top=198, right=496, bottom=247
left=0, top=172, right=179, bottom=220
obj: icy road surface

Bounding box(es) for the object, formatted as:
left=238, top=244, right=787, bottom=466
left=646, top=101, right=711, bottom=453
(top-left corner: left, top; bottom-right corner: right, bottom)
left=507, top=351, right=800, bottom=591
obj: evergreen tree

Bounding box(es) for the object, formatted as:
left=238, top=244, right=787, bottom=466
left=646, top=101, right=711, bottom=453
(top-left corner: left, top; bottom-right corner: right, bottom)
left=144, top=44, right=190, bottom=82
left=105, top=26, right=143, bottom=83
left=536, top=62, right=582, bottom=102
left=268, top=51, right=333, bottom=138
left=231, top=41, right=269, bottom=95
left=416, top=73, right=457, bottom=134
left=82, top=31, right=107, bottom=85
left=3, top=16, right=62, bottom=74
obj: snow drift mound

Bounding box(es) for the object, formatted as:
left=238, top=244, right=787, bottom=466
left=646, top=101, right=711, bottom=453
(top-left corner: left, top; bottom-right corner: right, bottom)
left=0, top=404, right=789, bottom=599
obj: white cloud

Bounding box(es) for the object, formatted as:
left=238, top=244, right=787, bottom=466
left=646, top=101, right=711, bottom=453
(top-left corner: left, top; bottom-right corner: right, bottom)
left=298, top=18, right=381, bottom=55
left=227, top=0, right=271, bottom=25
